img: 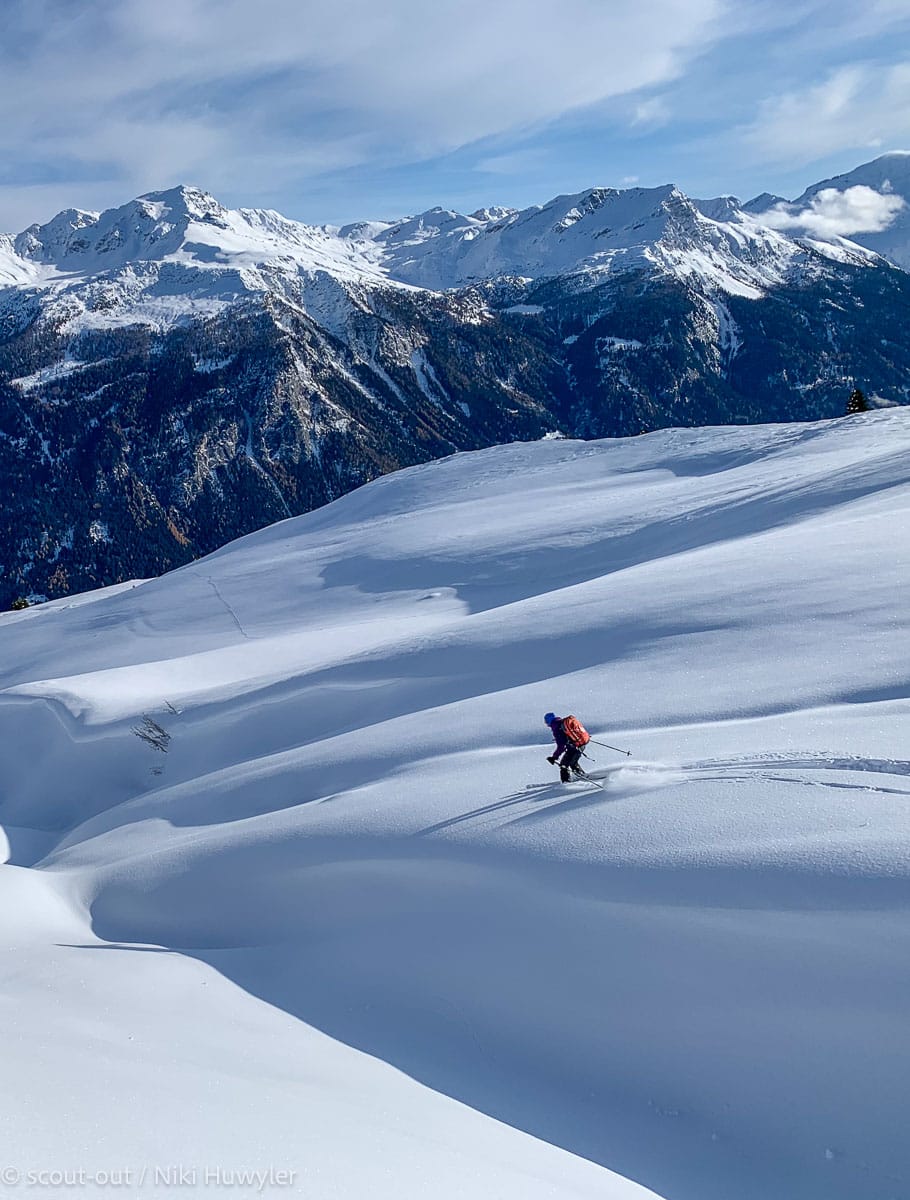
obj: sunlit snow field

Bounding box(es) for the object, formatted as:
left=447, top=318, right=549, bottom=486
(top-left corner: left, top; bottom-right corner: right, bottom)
left=2, top=410, right=909, bottom=1200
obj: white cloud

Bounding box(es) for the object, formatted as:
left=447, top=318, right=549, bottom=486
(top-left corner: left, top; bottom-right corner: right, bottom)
left=0, top=0, right=727, bottom=230
left=476, top=150, right=549, bottom=176
left=744, top=61, right=910, bottom=163
left=758, top=184, right=906, bottom=237
left=633, top=97, right=671, bottom=127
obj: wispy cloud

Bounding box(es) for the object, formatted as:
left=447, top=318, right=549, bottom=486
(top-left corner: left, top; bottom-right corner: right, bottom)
left=2, top=0, right=910, bottom=230
left=743, top=61, right=910, bottom=163
left=758, top=184, right=906, bottom=237
left=0, top=0, right=727, bottom=229
left=632, top=97, right=671, bottom=127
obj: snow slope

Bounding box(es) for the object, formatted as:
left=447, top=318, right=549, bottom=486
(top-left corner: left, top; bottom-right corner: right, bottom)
left=2, top=411, right=910, bottom=1199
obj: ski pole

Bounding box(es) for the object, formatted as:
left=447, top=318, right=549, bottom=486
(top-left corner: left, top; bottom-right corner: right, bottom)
left=590, top=738, right=632, bottom=757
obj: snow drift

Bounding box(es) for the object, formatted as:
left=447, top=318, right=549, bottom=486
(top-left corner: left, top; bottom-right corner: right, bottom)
left=2, top=410, right=910, bottom=1199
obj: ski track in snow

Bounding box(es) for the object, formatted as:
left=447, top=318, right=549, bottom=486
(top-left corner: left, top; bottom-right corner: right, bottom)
left=2, top=410, right=910, bottom=1200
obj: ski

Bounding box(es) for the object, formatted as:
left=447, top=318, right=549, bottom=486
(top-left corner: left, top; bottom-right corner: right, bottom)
left=544, top=769, right=608, bottom=791
left=572, top=770, right=607, bottom=791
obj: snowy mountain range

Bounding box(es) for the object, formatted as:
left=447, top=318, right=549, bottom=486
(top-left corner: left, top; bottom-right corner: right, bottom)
left=2, top=153, right=910, bottom=605
left=4, top=156, right=906, bottom=309
left=3, top=410, right=910, bottom=1199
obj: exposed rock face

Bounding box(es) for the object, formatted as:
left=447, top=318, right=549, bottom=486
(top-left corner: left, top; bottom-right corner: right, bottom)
left=1, top=174, right=908, bottom=606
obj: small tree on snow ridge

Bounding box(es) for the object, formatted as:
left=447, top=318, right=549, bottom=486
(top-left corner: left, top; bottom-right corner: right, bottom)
left=846, top=388, right=869, bottom=415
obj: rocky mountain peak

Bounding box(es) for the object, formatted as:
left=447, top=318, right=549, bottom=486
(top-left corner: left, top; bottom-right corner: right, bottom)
left=10, top=185, right=234, bottom=273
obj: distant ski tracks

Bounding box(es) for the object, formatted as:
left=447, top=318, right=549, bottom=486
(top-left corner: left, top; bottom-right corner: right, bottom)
left=684, top=753, right=910, bottom=796
left=204, top=575, right=250, bottom=640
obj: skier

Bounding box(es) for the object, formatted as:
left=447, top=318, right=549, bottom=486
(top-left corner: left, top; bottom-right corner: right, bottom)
left=544, top=712, right=591, bottom=782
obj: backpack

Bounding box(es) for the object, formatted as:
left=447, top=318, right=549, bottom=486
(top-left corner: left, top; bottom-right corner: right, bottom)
left=562, top=715, right=590, bottom=747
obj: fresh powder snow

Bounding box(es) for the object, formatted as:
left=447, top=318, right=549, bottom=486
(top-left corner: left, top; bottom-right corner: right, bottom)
left=1, top=410, right=909, bottom=1199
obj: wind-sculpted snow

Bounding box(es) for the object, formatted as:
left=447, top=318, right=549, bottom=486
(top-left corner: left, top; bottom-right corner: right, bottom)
left=2, top=412, right=910, bottom=1199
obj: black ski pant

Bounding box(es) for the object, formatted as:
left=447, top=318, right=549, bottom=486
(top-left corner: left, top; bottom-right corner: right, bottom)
left=561, top=743, right=583, bottom=772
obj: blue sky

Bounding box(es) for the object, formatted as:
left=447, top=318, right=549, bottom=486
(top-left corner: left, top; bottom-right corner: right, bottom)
left=1, top=0, right=909, bottom=232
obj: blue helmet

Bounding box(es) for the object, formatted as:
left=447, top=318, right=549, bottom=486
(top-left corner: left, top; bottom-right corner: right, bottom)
left=544, top=712, right=556, bottom=726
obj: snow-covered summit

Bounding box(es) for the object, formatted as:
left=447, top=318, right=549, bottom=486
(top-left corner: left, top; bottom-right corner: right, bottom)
left=738, top=153, right=910, bottom=269
left=693, top=195, right=742, bottom=221
left=1, top=185, right=403, bottom=332
left=469, top=205, right=519, bottom=223
left=10, top=184, right=381, bottom=280
left=13, top=186, right=244, bottom=270
left=742, top=191, right=788, bottom=214
left=0, top=155, right=907, bottom=340
left=795, top=150, right=910, bottom=202
left=792, top=151, right=910, bottom=269
left=339, top=182, right=817, bottom=296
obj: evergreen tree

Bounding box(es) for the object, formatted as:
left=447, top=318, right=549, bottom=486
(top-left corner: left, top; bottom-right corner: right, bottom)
left=846, top=388, right=869, bottom=415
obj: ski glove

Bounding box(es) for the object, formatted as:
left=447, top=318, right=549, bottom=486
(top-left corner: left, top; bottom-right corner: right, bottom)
left=547, top=756, right=558, bottom=765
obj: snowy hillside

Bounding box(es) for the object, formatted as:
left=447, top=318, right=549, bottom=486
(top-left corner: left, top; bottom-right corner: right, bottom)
left=2, top=410, right=909, bottom=1200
